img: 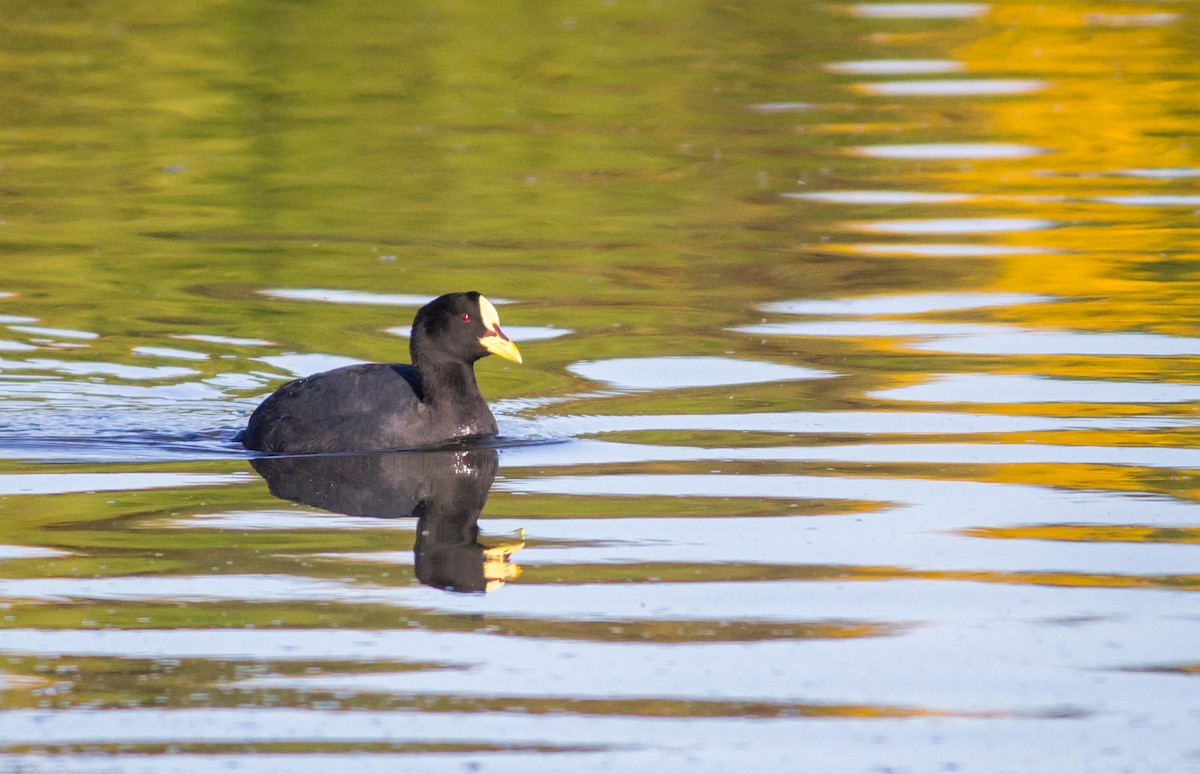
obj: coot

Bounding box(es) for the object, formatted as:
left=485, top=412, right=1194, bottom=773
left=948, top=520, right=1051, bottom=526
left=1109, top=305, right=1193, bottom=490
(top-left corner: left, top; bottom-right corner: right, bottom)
left=242, top=292, right=522, bottom=454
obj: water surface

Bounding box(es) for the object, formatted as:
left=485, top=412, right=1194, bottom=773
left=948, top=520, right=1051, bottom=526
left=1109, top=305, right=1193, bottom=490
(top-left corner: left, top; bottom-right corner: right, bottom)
left=0, top=1, right=1198, bottom=772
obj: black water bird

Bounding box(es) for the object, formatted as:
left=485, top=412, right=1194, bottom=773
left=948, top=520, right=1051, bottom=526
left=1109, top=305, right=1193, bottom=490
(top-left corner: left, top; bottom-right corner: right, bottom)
left=242, top=292, right=522, bottom=455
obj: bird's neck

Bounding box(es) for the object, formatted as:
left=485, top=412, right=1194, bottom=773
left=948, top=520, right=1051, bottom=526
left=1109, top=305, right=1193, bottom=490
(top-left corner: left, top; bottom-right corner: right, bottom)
left=416, top=358, right=482, bottom=408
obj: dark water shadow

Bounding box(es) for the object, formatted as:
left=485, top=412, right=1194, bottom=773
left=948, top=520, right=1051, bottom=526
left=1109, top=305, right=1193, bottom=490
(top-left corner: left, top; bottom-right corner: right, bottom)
left=250, top=447, right=522, bottom=593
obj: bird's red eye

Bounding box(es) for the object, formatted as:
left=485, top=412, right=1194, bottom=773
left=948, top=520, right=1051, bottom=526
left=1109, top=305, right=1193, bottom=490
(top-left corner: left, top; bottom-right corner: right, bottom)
left=460, top=313, right=471, bottom=322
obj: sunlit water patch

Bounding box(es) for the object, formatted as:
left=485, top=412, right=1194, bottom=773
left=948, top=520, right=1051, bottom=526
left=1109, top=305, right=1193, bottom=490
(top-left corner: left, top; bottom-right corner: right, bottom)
left=133, top=346, right=210, bottom=361
left=746, top=102, right=811, bottom=112
left=851, top=142, right=1045, bottom=159
left=172, top=334, right=276, bottom=347
left=492, top=473, right=1200, bottom=571
left=0, top=377, right=234, bottom=406
left=908, top=329, right=1200, bottom=356
left=846, top=217, right=1055, bottom=234
left=847, top=3, right=990, bottom=19
left=737, top=319, right=1200, bottom=357
left=253, top=353, right=366, bottom=377
left=759, top=292, right=1053, bottom=316
left=498, top=439, right=1200, bottom=474
left=0, top=368, right=259, bottom=459
left=1082, top=12, right=1180, bottom=28
left=837, top=243, right=1057, bottom=257
left=0, top=357, right=198, bottom=380
left=874, top=373, right=1200, bottom=404
left=567, top=356, right=833, bottom=391
left=1114, top=168, right=1200, bottom=179
left=233, top=615, right=1199, bottom=707
left=153, top=510, right=418, bottom=531
left=855, top=79, right=1044, bottom=96
left=782, top=190, right=972, bottom=204
left=0, top=545, right=70, bottom=560
left=825, top=59, right=963, bottom=74
left=6, top=325, right=99, bottom=340
left=0, top=472, right=248, bottom=496
left=534, top=410, right=1199, bottom=437
left=735, top=320, right=1001, bottom=338
left=0, top=716, right=1193, bottom=773
left=258, top=289, right=435, bottom=306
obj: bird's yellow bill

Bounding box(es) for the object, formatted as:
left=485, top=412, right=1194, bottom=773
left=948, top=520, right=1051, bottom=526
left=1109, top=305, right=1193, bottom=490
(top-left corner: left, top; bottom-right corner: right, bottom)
left=478, top=295, right=523, bottom=364
left=482, top=531, right=524, bottom=593
left=480, top=334, right=522, bottom=363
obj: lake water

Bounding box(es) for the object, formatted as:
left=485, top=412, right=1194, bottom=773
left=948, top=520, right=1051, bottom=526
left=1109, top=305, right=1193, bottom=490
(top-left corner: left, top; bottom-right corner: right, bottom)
left=0, top=2, right=1198, bottom=772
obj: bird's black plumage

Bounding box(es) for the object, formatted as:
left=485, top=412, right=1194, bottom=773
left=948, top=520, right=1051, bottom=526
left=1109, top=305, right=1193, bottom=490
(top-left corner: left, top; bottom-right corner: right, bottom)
left=241, top=292, right=521, bottom=455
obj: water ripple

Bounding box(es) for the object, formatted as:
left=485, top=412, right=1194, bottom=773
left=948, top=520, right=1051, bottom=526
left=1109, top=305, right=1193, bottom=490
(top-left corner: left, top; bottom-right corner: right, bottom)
left=874, top=373, right=1200, bottom=404
left=848, top=3, right=990, bottom=19
left=759, top=292, right=1053, bottom=315
left=846, top=217, right=1055, bottom=234
left=826, top=59, right=963, bottom=75
left=856, top=79, right=1044, bottom=96
left=852, top=143, right=1045, bottom=159
left=567, top=356, right=833, bottom=391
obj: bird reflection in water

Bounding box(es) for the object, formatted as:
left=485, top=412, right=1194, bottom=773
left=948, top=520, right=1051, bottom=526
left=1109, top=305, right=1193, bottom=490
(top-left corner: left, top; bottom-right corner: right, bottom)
left=250, top=447, right=522, bottom=593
